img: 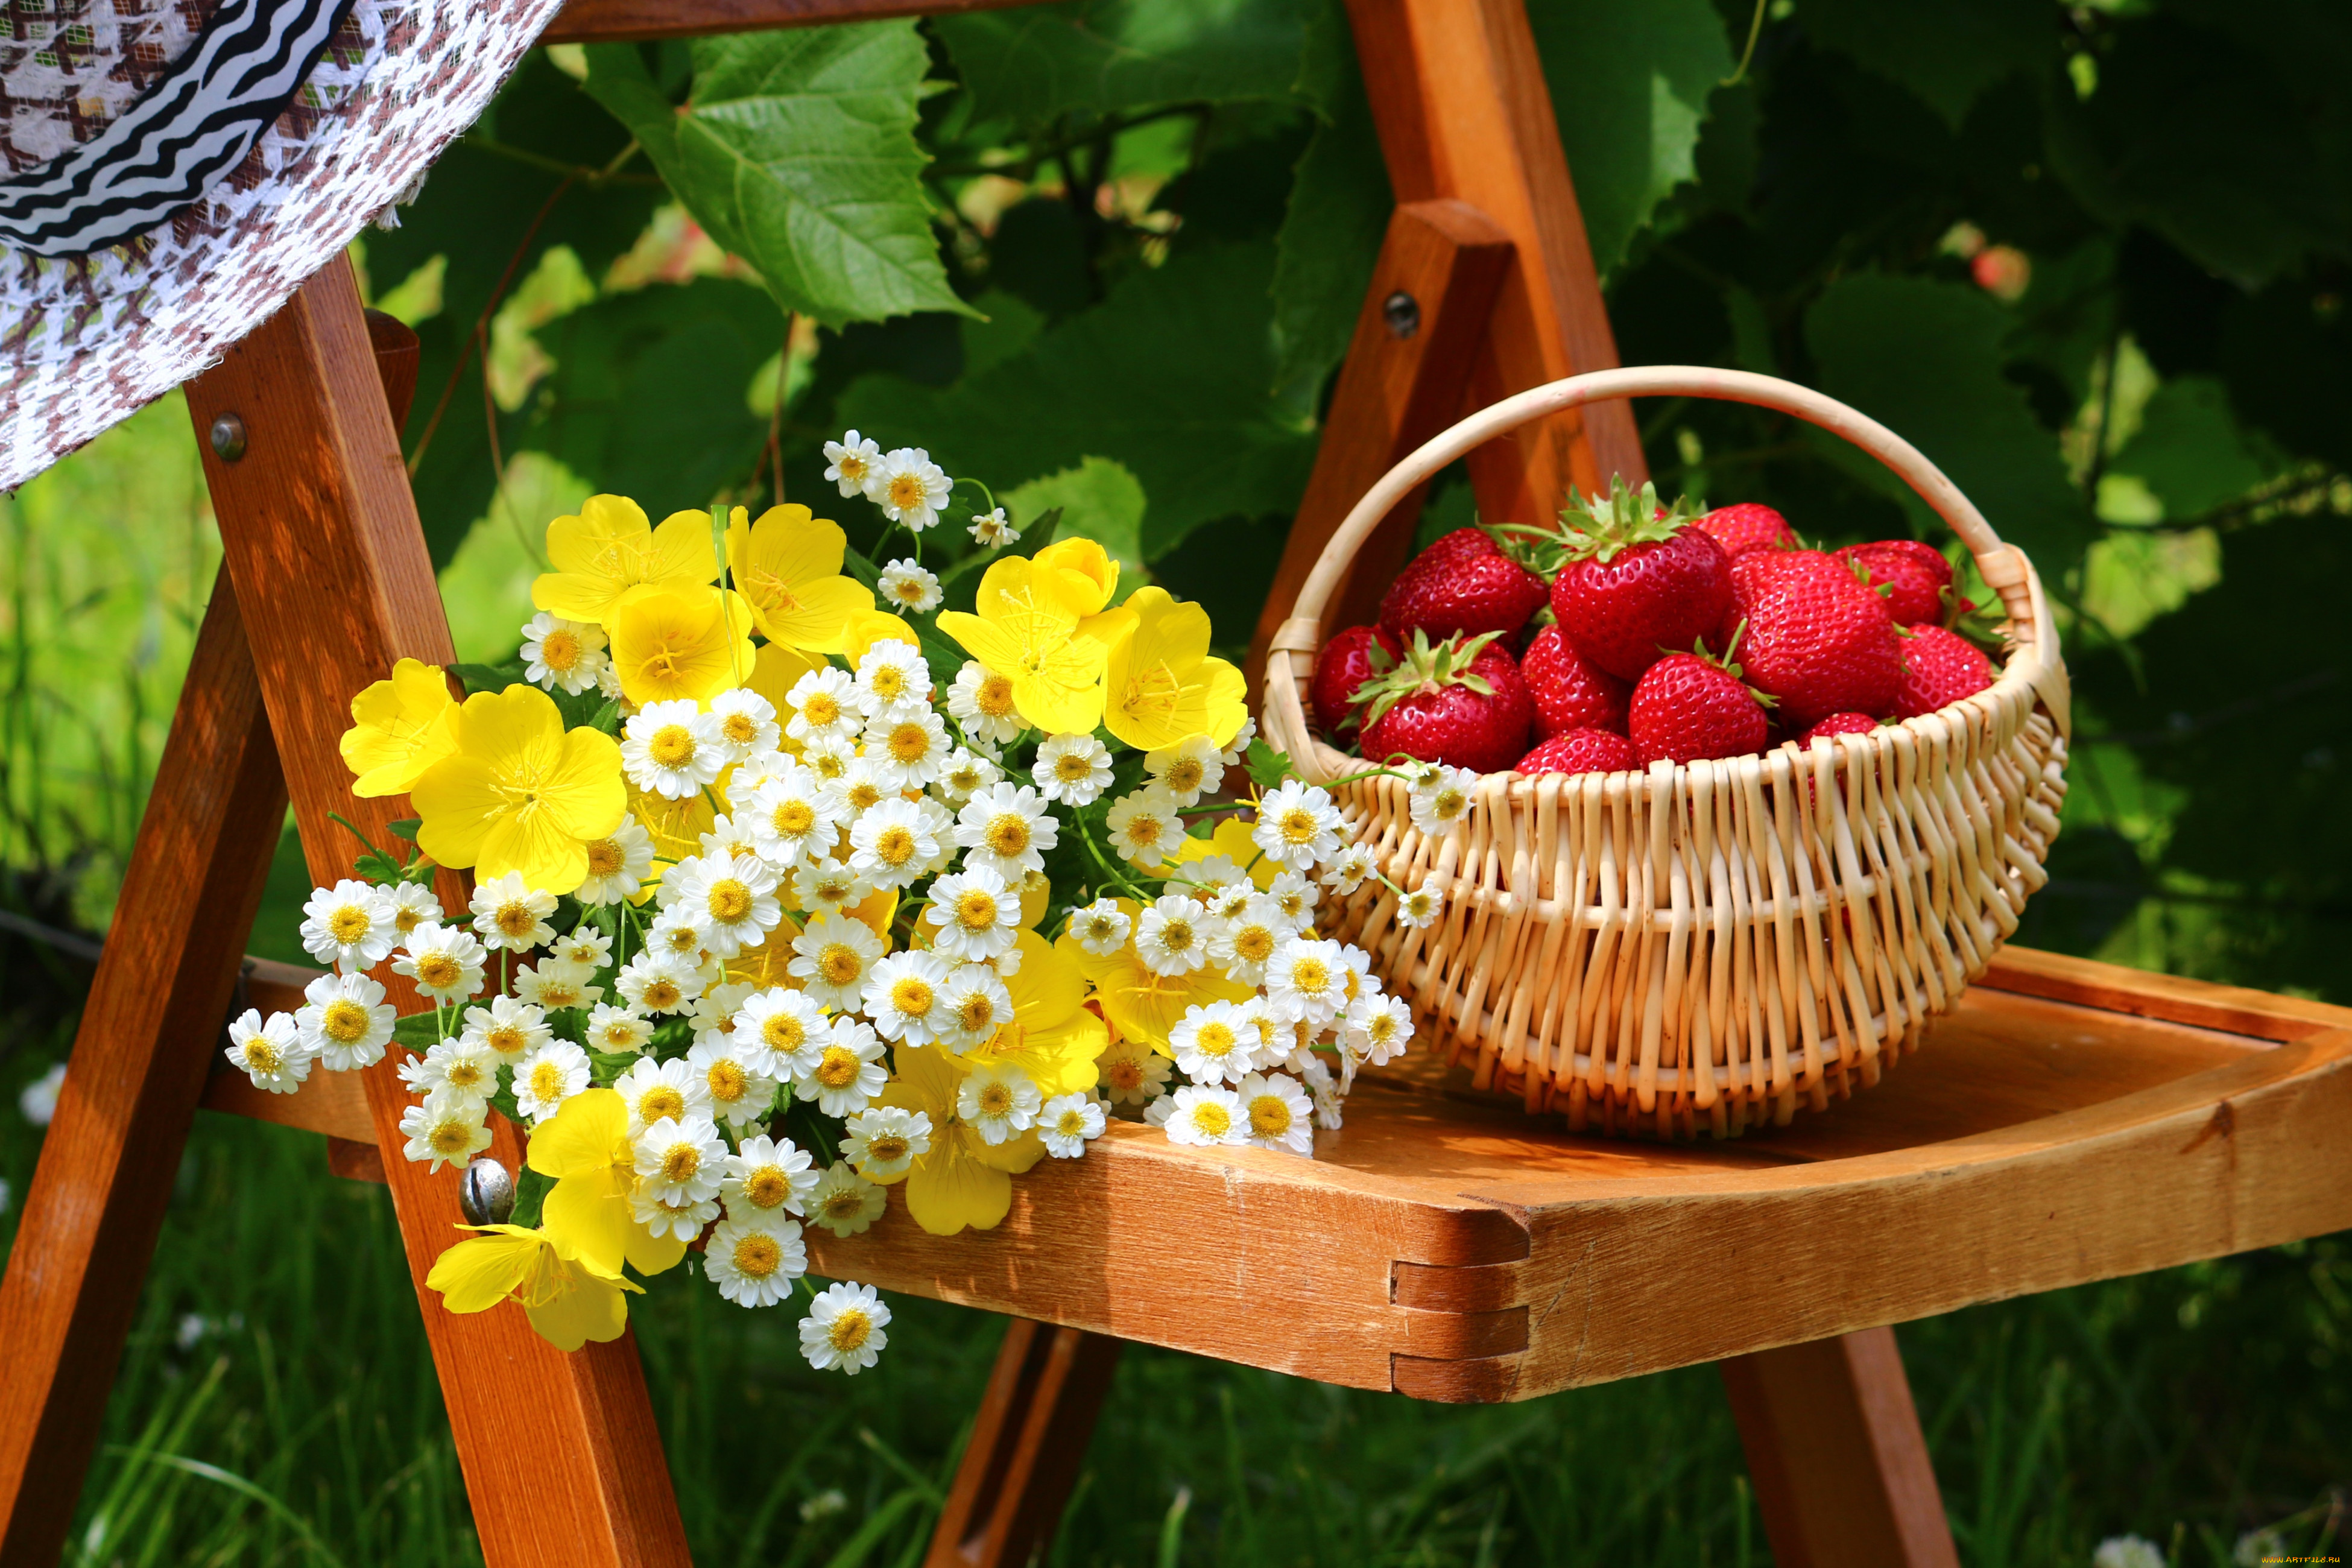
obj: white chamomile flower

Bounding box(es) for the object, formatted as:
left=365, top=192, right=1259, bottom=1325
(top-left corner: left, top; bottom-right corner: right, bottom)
left=947, top=661, right=1024, bottom=746
left=549, top=926, right=612, bottom=972
left=1137, top=894, right=1218, bottom=977
left=1206, top=894, right=1286, bottom=985
left=621, top=700, right=726, bottom=799
left=224, top=1010, right=313, bottom=1094
left=1397, top=877, right=1446, bottom=930
left=1067, top=897, right=1132, bottom=956
left=1039, top=1093, right=1106, bottom=1158
left=1347, top=991, right=1415, bottom=1066
left=786, top=912, right=885, bottom=1013
left=391, top=922, right=488, bottom=1004
left=732, top=987, right=829, bottom=1078
left=1105, top=786, right=1181, bottom=868
left=800, top=1279, right=890, bottom=1371
left=633, top=1190, right=720, bottom=1244
left=796, top=1018, right=888, bottom=1116
left=1252, top=780, right=1343, bottom=873
left=462, top=996, right=553, bottom=1064
left=1032, top=732, right=1112, bottom=806
left=841, top=1106, right=931, bottom=1180
left=952, top=781, right=1057, bottom=882
left=2093, top=1538, right=2167, bottom=1568
left=932, top=746, right=1000, bottom=805
left=1323, top=842, right=1378, bottom=894
left=724, top=748, right=794, bottom=806
left=296, top=972, right=396, bottom=1071
left=1235, top=1071, right=1315, bottom=1155
left=586, top=1002, right=656, bottom=1058
left=1267, top=870, right=1320, bottom=930
left=706, top=688, right=780, bottom=762
left=743, top=765, right=839, bottom=868
left=1408, top=763, right=1480, bottom=835
left=824, top=754, right=893, bottom=821
left=957, top=1062, right=1042, bottom=1145
left=865, top=447, right=952, bottom=533
left=937, top=963, right=1015, bottom=1052
left=969, top=506, right=1015, bottom=548
left=1145, top=735, right=1225, bottom=806
left=925, top=865, right=1020, bottom=962
left=1095, top=1037, right=1171, bottom=1107
left=300, top=879, right=397, bottom=973
left=577, top=817, right=655, bottom=906
left=861, top=704, right=952, bottom=791
left=687, top=1035, right=776, bottom=1127
left=645, top=909, right=716, bottom=969
left=520, top=612, right=609, bottom=697
left=723, top=1133, right=818, bottom=1221
left=399, top=1094, right=492, bottom=1172
left=1163, top=1083, right=1247, bottom=1148
left=853, top=638, right=932, bottom=718
left=1299, top=1051, right=1344, bottom=1130
left=1266, top=937, right=1350, bottom=1027
left=799, top=732, right=858, bottom=786
left=511, top=958, right=600, bottom=1012
left=823, top=429, right=882, bottom=498
left=513, top=1040, right=592, bottom=1123
left=469, top=872, right=558, bottom=953
left=847, top=797, right=939, bottom=891
left=1234, top=997, right=1285, bottom=1066
left=1336, top=943, right=1376, bottom=1007
left=1220, top=715, right=1257, bottom=766
left=633, top=1114, right=727, bottom=1204
left=596, top=660, right=626, bottom=703
left=706, top=1218, right=806, bottom=1307
left=382, top=881, right=444, bottom=939
left=862, top=949, right=953, bottom=1046
left=1143, top=1095, right=1178, bottom=1128
left=667, top=850, right=783, bottom=958
left=401, top=1035, right=499, bottom=1110
left=1169, top=1000, right=1254, bottom=1084
left=791, top=857, right=872, bottom=917
left=785, top=666, right=861, bottom=744
left=806, top=1164, right=888, bottom=1238
left=876, top=557, right=942, bottom=615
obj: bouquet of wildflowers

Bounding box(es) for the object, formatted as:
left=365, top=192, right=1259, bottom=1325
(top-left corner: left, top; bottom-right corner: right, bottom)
left=220, top=436, right=1420, bottom=1368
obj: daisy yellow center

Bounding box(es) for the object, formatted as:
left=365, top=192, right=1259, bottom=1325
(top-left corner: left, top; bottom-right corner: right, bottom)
left=885, top=472, right=926, bottom=511
left=1290, top=956, right=1331, bottom=994
left=985, top=814, right=1030, bottom=857
left=1434, top=787, right=1467, bottom=820
left=812, top=750, right=847, bottom=780
left=321, top=999, right=370, bottom=1045
left=1104, top=1059, right=1142, bottom=1092
left=637, top=1086, right=686, bottom=1124
left=1236, top=926, right=1275, bottom=963
left=837, top=454, right=869, bottom=484
left=803, top=692, right=841, bottom=726
left=659, top=1143, right=701, bottom=1183
left=1158, top=918, right=1195, bottom=952
left=721, top=712, right=758, bottom=745
left=487, top=1025, right=528, bottom=1056
left=648, top=725, right=697, bottom=768
left=817, top=945, right=862, bottom=985
left=975, top=1080, right=1013, bottom=1116
left=744, top=1166, right=791, bottom=1209
left=1195, top=1022, right=1237, bottom=1058
left=706, top=879, right=753, bottom=923
left=949, top=765, right=984, bottom=792
left=1279, top=808, right=1319, bottom=846
left=243, top=1036, right=284, bottom=1073
left=874, top=826, right=916, bottom=866
left=706, top=1060, right=748, bottom=1104
left=415, top=952, right=462, bottom=990
left=529, top=1062, right=567, bottom=1100
left=891, top=580, right=925, bottom=606
left=1367, top=1013, right=1400, bottom=1045
left=1122, top=815, right=1167, bottom=850
left=887, top=722, right=929, bottom=763
left=1250, top=1095, right=1292, bottom=1139
left=1163, top=757, right=1204, bottom=794
left=327, top=906, right=373, bottom=943
left=773, top=800, right=815, bottom=836
left=866, top=1133, right=909, bottom=1165
left=812, top=877, right=853, bottom=906
left=542, top=629, right=581, bottom=671
left=601, top=1022, right=640, bottom=1048
left=1277, top=892, right=1306, bottom=919
left=445, top=1058, right=485, bottom=1090
left=1054, top=751, right=1095, bottom=783
left=496, top=900, right=538, bottom=940
left=815, top=1045, right=862, bottom=1089
left=1084, top=917, right=1120, bottom=943
left=762, top=1013, right=807, bottom=1053
left=586, top=838, right=623, bottom=877
left=891, top=978, right=935, bottom=1018
left=394, top=906, right=426, bottom=934
left=847, top=781, right=885, bottom=811
left=955, top=889, right=1000, bottom=931
left=1189, top=1102, right=1232, bottom=1138
left=826, top=1306, right=874, bottom=1352
left=869, top=666, right=906, bottom=703
left=958, top=993, right=997, bottom=1032
left=732, top=1231, right=783, bottom=1278
left=1057, top=1108, right=1088, bottom=1136
left=430, top=1120, right=475, bottom=1155
left=976, top=675, right=1014, bottom=717
left=821, top=1189, right=867, bottom=1222
left=540, top=978, right=583, bottom=1007
left=662, top=927, right=701, bottom=956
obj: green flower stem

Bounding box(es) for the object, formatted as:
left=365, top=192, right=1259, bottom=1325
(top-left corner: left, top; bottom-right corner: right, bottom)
left=1074, top=813, right=1151, bottom=902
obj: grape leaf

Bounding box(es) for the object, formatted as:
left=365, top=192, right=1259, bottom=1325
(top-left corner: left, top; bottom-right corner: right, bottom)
left=1796, top=0, right=2055, bottom=130
left=935, top=0, right=1315, bottom=121
left=1267, top=8, right=1388, bottom=412
left=2107, top=376, right=2287, bottom=521
left=582, top=25, right=969, bottom=328
left=1006, top=457, right=1148, bottom=575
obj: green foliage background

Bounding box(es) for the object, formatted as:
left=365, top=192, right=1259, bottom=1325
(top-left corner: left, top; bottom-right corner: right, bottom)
left=2, top=0, right=2350, bottom=1563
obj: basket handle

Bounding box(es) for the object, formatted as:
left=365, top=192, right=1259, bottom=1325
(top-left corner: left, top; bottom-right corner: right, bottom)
left=1264, top=365, right=2066, bottom=782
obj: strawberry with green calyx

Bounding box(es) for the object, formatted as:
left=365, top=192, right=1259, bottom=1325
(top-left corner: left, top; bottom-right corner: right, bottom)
left=1356, top=629, right=1535, bottom=774
left=1310, top=624, right=1401, bottom=736
left=1721, top=548, right=1902, bottom=729
left=1696, top=502, right=1797, bottom=560
left=1376, top=528, right=1549, bottom=645
left=1517, top=727, right=1639, bottom=776
left=1834, top=540, right=1974, bottom=628
left=1520, top=624, right=1630, bottom=738
left=1889, top=625, right=1996, bottom=718
left=1627, top=631, right=1773, bottom=766
left=1544, top=476, right=1734, bottom=682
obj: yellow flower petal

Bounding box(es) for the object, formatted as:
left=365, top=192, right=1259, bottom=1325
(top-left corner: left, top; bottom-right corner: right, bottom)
left=843, top=609, right=922, bottom=665
left=534, top=496, right=716, bottom=623
left=411, top=687, right=624, bottom=896
left=1031, top=537, right=1121, bottom=616
left=1102, top=587, right=1245, bottom=752
left=425, top=1226, right=545, bottom=1314
left=543, top=1174, right=633, bottom=1280
left=525, top=1089, right=629, bottom=1179
left=903, top=1136, right=1013, bottom=1234
left=609, top=588, right=758, bottom=706
left=341, top=659, right=459, bottom=797
left=727, top=504, right=874, bottom=654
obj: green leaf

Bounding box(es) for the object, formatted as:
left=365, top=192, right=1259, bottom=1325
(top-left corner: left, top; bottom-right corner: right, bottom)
left=449, top=662, right=523, bottom=697
left=934, top=0, right=1315, bottom=121
left=1268, top=22, right=1389, bottom=411
left=1795, top=0, right=2056, bottom=130
left=394, top=1013, right=449, bottom=1050
left=1528, top=0, right=1733, bottom=276
left=581, top=25, right=968, bottom=328
left=835, top=243, right=1316, bottom=562
left=508, top=1166, right=555, bottom=1230
left=1244, top=738, right=1294, bottom=790
left=1804, top=274, right=2094, bottom=578
left=384, top=818, right=422, bottom=843
left=589, top=1048, right=644, bottom=1084
left=2107, top=376, right=2288, bottom=520
left=1006, top=457, right=1149, bottom=576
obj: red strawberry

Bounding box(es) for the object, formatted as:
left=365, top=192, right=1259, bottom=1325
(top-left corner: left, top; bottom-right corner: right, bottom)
left=1377, top=530, right=1548, bottom=645
left=1889, top=626, right=1996, bottom=718
left=1310, top=625, right=1400, bottom=736
left=1797, top=712, right=1881, bottom=747
left=1517, top=728, right=1640, bottom=776
left=1834, top=540, right=1971, bottom=628
left=1547, top=479, right=1733, bottom=681
left=1629, top=650, right=1771, bottom=765
left=1724, top=549, right=1902, bottom=729
left=1519, top=624, right=1630, bottom=738
left=1696, top=502, right=1795, bottom=560
left=1357, top=632, right=1535, bottom=774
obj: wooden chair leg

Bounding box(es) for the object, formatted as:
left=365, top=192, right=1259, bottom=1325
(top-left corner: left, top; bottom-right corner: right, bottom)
left=1718, top=1326, right=1960, bottom=1568
left=926, top=1320, right=1124, bottom=1568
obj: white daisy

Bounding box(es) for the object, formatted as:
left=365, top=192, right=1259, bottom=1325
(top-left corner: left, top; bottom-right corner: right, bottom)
left=841, top=1106, right=931, bottom=1180
left=823, top=429, right=882, bottom=498
left=1095, top=1038, right=1171, bottom=1107
left=296, top=972, right=396, bottom=1071
left=1105, top=786, right=1181, bottom=868
left=822, top=754, right=893, bottom=822
left=956, top=1062, right=1041, bottom=1145
left=1039, top=1092, right=1106, bottom=1158
left=585, top=1002, right=656, bottom=1058
left=399, top=1093, right=492, bottom=1172
left=795, top=1018, right=888, bottom=1116
left=596, top=660, right=626, bottom=703
left=688, top=979, right=756, bottom=1050
left=852, top=638, right=932, bottom=719
left=644, top=909, right=716, bottom=969
left=1145, top=735, right=1225, bottom=806
left=1235, top=1071, right=1315, bottom=1155
left=876, top=557, right=942, bottom=615
left=937, top=963, right=1016, bottom=1052
left=1205, top=894, right=1286, bottom=985
left=224, top=1010, right=313, bottom=1094
left=633, top=1114, right=727, bottom=1204
left=800, top=1279, right=891, bottom=1371
left=953, top=782, right=1058, bottom=882
left=621, top=700, right=726, bottom=799
left=785, top=666, right=861, bottom=745
left=790, top=857, right=872, bottom=917
left=698, top=811, right=763, bottom=864
left=1323, top=842, right=1377, bottom=894
left=400, top=1035, right=500, bottom=1110
left=665, top=850, right=783, bottom=958
left=299, top=879, right=397, bottom=973
left=947, top=661, right=1024, bottom=746
left=1252, top=780, right=1343, bottom=873
left=1408, top=763, right=1479, bottom=836
left=706, top=1218, right=806, bottom=1307
left=511, top=958, right=600, bottom=1012
left=520, top=611, right=609, bottom=697
left=1135, top=893, right=1216, bottom=976
left=847, top=797, right=938, bottom=891
left=1347, top=991, right=1414, bottom=1066
left=722, top=1133, right=819, bottom=1221
left=1266, top=937, right=1350, bottom=1027
left=1234, top=996, right=1285, bottom=1066
left=805, top=1163, right=888, bottom=1238
left=1032, top=732, right=1113, bottom=806
left=1299, top=1051, right=1344, bottom=1130
left=1267, top=870, right=1320, bottom=930
left=382, top=881, right=444, bottom=940
left=1397, top=878, right=1446, bottom=930
left=469, top=872, right=558, bottom=953
left=969, top=506, right=1015, bottom=548
left=1220, top=715, right=1257, bottom=766
left=632, top=1189, right=720, bottom=1244
left=390, top=922, right=488, bottom=1005
left=1169, top=1000, right=1255, bottom=1084
left=1163, top=1083, right=1247, bottom=1148
left=513, top=1040, right=592, bottom=1123
left=861, top=704, right=952, bottom=791
left=707, top=688, right=780, bottom=762
left=786, top=912, right=885, bottom=1013
left=687, top=1036, right=777, bottom=1127
left=1067, top=897, right=1133, bottom=956
left=865, top=447, right=952, bottom=533
left=924, top=865, right=1020, bottom=962
left=744, top=765, right=841, bottom=868
left=724, top=748, right=795, bottom=807
left=862, top=949, right=954, bottom=1046
left=931, top=746, right=1001, bottom=805
left=733, top=987, right=830, bottom=1079
left=552, top=926, right=613, bottom=971
left=576, top=817, right=656, bottom=906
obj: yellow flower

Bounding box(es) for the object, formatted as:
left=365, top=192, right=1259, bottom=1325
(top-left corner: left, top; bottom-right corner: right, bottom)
left=607, top=586, right=757, bottom=706
left=340, top=658, right=460, bottom=797
left=533, top=496, right=718, bottom=624
left=1059, top=903, right=1250, bottom=1051
left=524, top=1088, right=688, bottom=1279
left=956, top=931, right=1105, bottom=1096
left=724, top=504, right=874, bottom=653
left=411, top=686, right=626, bottom=894
left=425, top=1223, right=643, bottom=1352
left=1170, top=818, right=1273, bottom=890
left=876, top=1043, right=1043, bottom=1235
left=1031, top=537, right=1121, bottom=616
left=842, top=609, right=922, bottom=665
left=937, top=556, right=1126, bottom=735
left=1101, top=586, right=1247, bottom=753
left=748, top=641, right=827, bottom=735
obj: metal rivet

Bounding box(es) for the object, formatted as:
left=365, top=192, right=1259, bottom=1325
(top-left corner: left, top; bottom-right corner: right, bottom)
left=457, top=1157, right=515, bottom=1226
left=1383, top=290, right=1420, bottom=340
left=208, top=413, right=247, bottom=462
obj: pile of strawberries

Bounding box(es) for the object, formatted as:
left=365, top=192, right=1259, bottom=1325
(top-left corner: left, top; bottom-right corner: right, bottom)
left=1313, top=479, right=2000, bottom=776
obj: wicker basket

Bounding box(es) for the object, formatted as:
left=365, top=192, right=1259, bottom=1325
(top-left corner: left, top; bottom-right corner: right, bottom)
left=1262, top=367, right=2072, bottom=1138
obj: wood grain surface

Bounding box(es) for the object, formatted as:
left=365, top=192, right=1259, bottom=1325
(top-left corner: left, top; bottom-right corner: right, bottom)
left=924, top=1320, right=1123, bottom=1568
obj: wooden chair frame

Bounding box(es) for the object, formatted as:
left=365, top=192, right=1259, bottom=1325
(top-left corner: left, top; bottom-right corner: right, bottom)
left=7, top=4, right=2350, bottom=1567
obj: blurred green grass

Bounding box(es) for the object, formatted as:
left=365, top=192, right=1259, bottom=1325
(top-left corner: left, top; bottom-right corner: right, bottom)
left=0, top=398, right=2346, bottom=1568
